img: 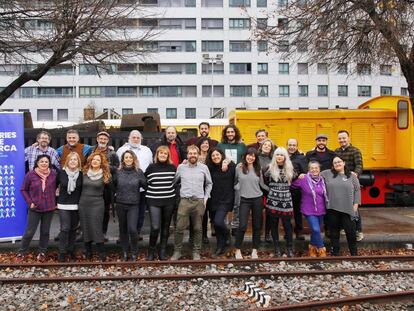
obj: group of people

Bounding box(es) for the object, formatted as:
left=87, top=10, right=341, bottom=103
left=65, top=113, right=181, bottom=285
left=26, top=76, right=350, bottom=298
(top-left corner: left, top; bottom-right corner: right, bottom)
left=17, top=121, right=363, bottom=262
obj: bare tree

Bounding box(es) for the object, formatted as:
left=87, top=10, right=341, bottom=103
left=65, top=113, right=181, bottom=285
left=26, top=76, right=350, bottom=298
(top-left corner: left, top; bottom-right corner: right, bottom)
left=0, top=0, right=158, bottom=105
left=254, top=0, right=414, bottom=103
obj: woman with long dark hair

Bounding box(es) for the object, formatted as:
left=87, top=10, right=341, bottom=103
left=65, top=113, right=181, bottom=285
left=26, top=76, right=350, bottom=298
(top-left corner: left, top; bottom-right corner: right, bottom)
left=78, top=152, right=111, bottom=261
left=113, top=150, right=147, bottom=261
left=57, top=152, right=83, bottom=262
left=262, top=147, right=295, bottom=257
left=234, top=148, right=263, bottom=259
left=17, top=154, right=57, bottom=262
left=321, top=156, right=361, bottom=256
left=206, top=147, right=236, bottom=257
left=145, top=146, right=177, bottom=260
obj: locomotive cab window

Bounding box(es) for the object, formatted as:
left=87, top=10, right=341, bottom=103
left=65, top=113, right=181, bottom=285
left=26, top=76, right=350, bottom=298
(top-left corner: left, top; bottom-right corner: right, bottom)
left=397, top=100, right=408, bottom=129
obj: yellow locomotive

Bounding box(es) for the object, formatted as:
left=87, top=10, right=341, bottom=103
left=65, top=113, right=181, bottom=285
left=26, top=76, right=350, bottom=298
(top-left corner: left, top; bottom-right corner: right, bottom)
left=230, top=96, right=414, bottom=206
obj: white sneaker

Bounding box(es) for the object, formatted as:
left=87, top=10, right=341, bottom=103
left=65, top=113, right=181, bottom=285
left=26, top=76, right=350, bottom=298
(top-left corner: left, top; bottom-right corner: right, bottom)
left=251, top=249, right=258, bottom=259
left=356, top=232, right=364, bottom=242
left=235, top=249, right=243, bottom=259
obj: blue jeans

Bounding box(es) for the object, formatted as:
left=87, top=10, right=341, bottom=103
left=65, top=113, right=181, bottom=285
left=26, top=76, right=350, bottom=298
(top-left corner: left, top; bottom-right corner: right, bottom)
left=306, top=215, right=324, bottom=248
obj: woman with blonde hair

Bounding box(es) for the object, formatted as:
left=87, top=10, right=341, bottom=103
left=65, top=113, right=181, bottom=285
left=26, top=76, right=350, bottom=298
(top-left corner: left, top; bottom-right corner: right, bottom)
left=261, top=147, right=296, bottom=257
left=78, top=152, right=111, bottom=261
left=113, top=150, right=147, bottom=261
left=145, top=145, right=177, bottom=260
left=56, top=152, right=83, bottom=262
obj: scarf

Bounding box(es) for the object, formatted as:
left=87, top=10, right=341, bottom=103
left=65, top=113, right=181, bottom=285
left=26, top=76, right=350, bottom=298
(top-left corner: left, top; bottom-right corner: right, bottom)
left=87, top=168, right=103, bottom=181
left=64, top=167, right=79, bottom=195
left=34, top=167, right=51, bottom=192
left=305, top=173, right=328, bottom=210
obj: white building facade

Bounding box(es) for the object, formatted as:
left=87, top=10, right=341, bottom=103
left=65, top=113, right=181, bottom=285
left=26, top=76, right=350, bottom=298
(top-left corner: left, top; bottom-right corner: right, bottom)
left=0, top=0, right=409, bottom=122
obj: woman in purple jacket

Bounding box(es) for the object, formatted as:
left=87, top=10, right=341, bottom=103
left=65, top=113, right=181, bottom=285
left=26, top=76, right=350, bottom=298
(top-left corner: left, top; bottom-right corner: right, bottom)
left=291, top=161, right=328, bottom=257
left=17, top=154, right=57, bottom=262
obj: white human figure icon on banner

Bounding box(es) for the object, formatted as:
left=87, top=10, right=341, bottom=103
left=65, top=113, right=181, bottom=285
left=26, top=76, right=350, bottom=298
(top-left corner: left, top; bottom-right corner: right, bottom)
left=0, top=176, right=2, bottom=185
left=9, top=165, right=14, bottom=174
left=10, top=176, right=14, bottom=185
left=5, top=208, right=10, bottom=217
left=11, top=197, right=15, bottom=207
left=0, top=187, right=3, bottom=196
left=0, top=209, right=4, bottom=218
left=10, top=186, right=15, bottom=196
left=4, top=176, right=9, bottom=185
left=5, top=197, right=10, bottom=207
left=11, top=207, right=16, bottom=217
left=3, top=165, right=8, bottom=175
left=4, top=187, right=9, bottom=196
left=0, top=198, right=3, bottom=207
left=0, top=165, right=3, bottom=174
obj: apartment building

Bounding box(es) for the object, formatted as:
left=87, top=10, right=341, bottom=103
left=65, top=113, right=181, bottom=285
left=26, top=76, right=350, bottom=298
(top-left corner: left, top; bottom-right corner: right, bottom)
left=0, top=0, right=408, bottom=122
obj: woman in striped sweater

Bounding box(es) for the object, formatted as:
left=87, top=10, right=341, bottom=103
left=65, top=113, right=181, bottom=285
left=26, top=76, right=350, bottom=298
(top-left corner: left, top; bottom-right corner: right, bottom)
left=145, top=146, right=177, bottom=260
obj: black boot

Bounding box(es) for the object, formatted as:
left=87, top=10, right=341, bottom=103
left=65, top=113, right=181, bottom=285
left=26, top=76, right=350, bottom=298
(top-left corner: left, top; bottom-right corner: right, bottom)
left=97, top=243, right=106, bottom=262
left=58, top=253, right=66, bottom=262
left=84, top=242, right=92, bottom=260
left=147, top=248, right=155, bottom=261
left=286, top=248, right=294, bottom=258
left=159, top=248, right=167, bottom=261
left=274, top=244, right=281, bottom=257
left=122, top=252, right=128, bottom=262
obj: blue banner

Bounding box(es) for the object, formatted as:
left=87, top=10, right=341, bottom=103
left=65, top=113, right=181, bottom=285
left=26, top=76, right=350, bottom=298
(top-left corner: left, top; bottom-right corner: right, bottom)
left=0, top=113, right=26, bottom=241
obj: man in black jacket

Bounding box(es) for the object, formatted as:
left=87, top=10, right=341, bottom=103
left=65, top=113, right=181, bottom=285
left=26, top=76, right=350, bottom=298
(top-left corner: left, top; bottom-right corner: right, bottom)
left=152, top=127, right=187, bottom=167
left=287, top=138, right=307, bottom=240
left=305, top=134, right=336, bottom=171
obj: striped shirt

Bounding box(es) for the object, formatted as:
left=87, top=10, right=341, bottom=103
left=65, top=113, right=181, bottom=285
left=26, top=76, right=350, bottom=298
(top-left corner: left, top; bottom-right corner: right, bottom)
left=25, top=146, right=61, bottom=171
left=145, top=163, right=177, bottom=207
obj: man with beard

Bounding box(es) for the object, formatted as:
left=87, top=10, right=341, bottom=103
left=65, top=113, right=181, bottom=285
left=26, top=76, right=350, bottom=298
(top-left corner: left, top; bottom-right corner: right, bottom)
left=171, top=145, right=212, bottom=260
left=25, top=130, right=61, bottom=171
left=185, top=122, right=218, bottom=147
left=91, top=131, right=119, bottom=239
left=57, top=129, right=92, bottom=167
left=152, top=126, right=187, bottom=167
left=287, top=138, right=307, bottom=241
left=305, top=134, right=336, bottom=171
left=117, top=130, right=153, bottom=240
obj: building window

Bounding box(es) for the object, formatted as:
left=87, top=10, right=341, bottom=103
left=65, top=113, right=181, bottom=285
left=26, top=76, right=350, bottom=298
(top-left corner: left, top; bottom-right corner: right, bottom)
left=160, top=86, right=196, bottom=97
left=257, top=0, right=267, bottom=7
left=185, top=108, right=196, bottom=119
left=357, top=63, right=371, bottom=75
left=257, top=40, right=268, bottom=52
left=37, top=109, right=53, bottom=121
left=202, top=63, right=224, bottom=74
left=201, top=18, right=223, bottom=29
left=257, top=63, right=268, bottom=74
left=202, top=85, right=225, bottom=97
left=47, top=64, right=75, bottom=75
left=230, top=86, right=252, bottom=97
left=278, top=0, right=287, bottom=6
left=229, top=41, right=251, bottom=52
left=278, top=40, right=289, bottom=52
left=401, top=87, right=408, bottom=96
left=338, top=85, right=348, bottom=97
left=298, top=63, right=308, bottom=75
left=117, top=87, right=137, bottom=97
left=380, top=86, right=392, bottom=95
left=337, top=63, right=348, bottom=74
left=202, top=41, right=224, bottom=52
left=140, top=87, right=158, bottom=97
left=57, top=109, right=68, bottom=121
left=166, top=108, right=177, bottom=119
left=279, top=63, right=289, bottom=74
left=317, top=63, right=328, bottom=75
left=229, top=18, right=250, bottom=29
left=122, top=108, right=133, bottom=115
left=230, top=63, right=252, bottom=74
left=201, top=0, right=223, bottom=6
left=298, top=85, right=309, bottom=97
left=318, top=85, right=328, bottom=97
left=147, top=108, right=158, bottom=113
left=380, top=64, right=392, bottom=76
left=229, top=0, right=250, bottom=7
left=257, top=18, right=267, bottom=29
left=258, top=85, right=268, bottom=97
left=277, top=18, right=288, bottom=29
left=279, top=85, right=290, bottom=97
left=158, top=41, right=196, bottom=52
left=358, top=85, right=372, bottom=97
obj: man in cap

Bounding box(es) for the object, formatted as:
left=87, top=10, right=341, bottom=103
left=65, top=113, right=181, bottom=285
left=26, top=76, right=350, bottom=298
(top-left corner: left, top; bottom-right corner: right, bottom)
left=305, top=134, right=336, bottom=171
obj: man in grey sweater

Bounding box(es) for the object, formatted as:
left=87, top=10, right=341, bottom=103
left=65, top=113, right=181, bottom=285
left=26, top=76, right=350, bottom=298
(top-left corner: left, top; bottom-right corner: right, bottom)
left=171, top=145, right=213, bottom=260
